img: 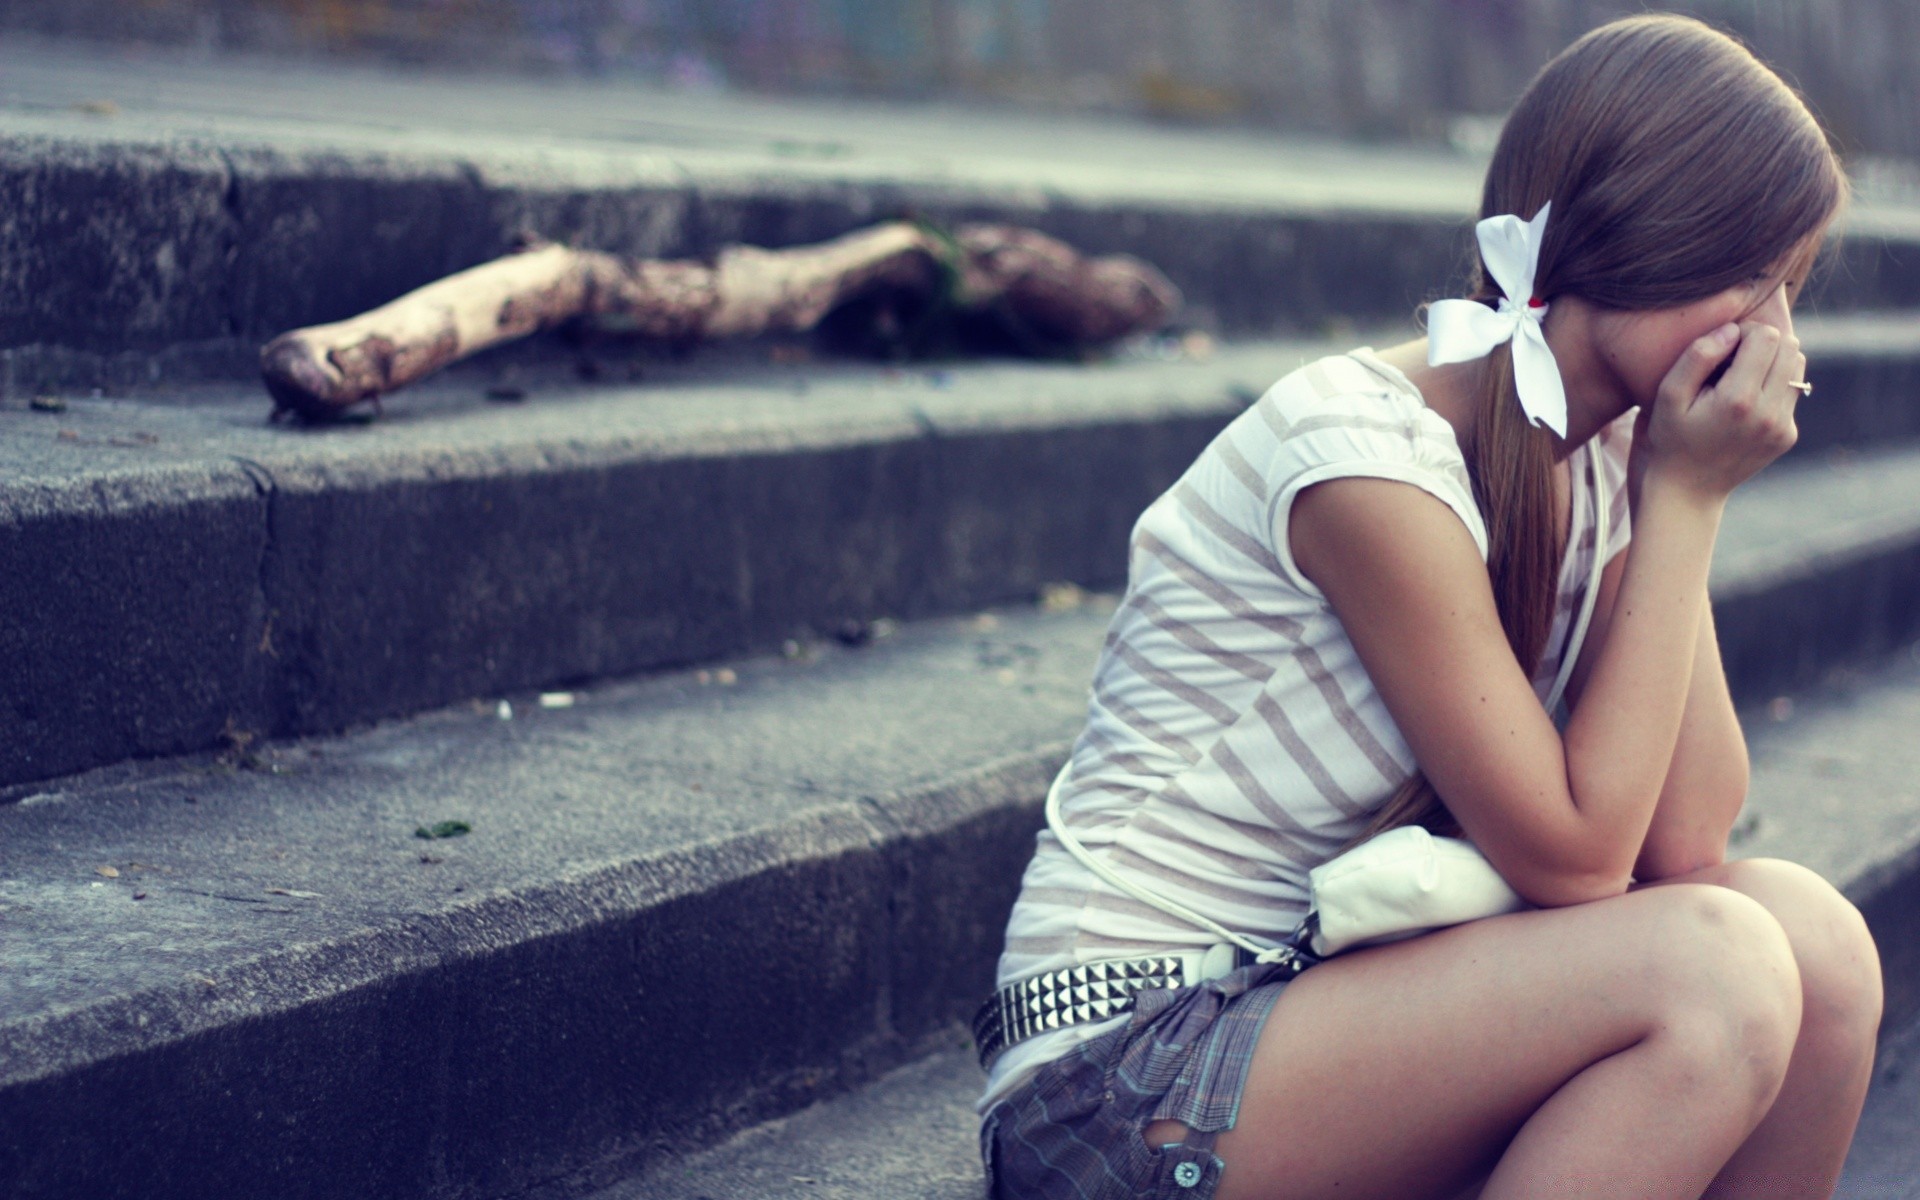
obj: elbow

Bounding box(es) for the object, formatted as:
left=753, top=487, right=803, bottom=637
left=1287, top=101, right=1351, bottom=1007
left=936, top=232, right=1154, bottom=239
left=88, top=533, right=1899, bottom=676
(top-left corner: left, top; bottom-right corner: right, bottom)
left=1496, top=789, right=1642, bottom=908
left=1634, top=776, right=1747, bottom=883
left=1501, top=816, right=1640, bottom=907
left=1497, top=832, right=1637, bottom=907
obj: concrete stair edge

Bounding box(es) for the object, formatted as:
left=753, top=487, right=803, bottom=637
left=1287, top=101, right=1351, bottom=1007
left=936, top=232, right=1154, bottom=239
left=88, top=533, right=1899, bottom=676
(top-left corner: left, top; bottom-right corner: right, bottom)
left=4, top=602, right=1912, bottom=1199
left=7, top=124, right=1920, bottom=397
left=0, top=601, right=1116, bottom=1199
left=5, top=343, right=1920, bottom=790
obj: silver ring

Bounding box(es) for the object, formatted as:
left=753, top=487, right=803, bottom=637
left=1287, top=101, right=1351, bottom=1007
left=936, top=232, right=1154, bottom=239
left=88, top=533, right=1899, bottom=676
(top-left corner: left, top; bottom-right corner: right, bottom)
left=1788, top=379, right=1814, bottom=396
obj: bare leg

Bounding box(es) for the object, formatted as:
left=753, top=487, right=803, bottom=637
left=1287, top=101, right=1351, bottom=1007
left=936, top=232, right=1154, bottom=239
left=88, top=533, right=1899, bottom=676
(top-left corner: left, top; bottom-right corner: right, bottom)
left=1392, top=859, right=1880, bottom=1200
left=1142, top=884, right=1803, bottom=1200
left=1651, top=859, right=1882, bottom=1199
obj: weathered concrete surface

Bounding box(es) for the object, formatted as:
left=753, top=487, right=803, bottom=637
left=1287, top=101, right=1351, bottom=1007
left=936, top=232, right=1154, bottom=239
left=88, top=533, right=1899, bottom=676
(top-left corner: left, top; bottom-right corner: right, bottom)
left=1839, top=1014, right=1920, bottom=1200
left=0, top=602, right=1108, bottom=1199
left=3, top=332, right=1919, bottom=791
left=4, top=37, right=1920, bottom=395
left=6, top=597, right=1917, bottom=1200
left=613, top=1047, right=987, bottom=1200
left=2, top=1, right=1918, bottom=161
left=1713, top=443, right=1920, bottom=704
left=0, top=134, right=235, bottom=355
left=0, top=339, right=1305, bottom=789
left=223, top=145, right=503, bottom=354
left=0, top=460, right=269, bottom=785
left=1798, top=313, right=1920, bottom=453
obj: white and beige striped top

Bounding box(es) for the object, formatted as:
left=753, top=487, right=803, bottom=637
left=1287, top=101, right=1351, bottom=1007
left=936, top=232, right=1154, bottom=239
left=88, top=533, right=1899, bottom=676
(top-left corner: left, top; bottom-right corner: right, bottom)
left=977, top=348, right=1634, bottom=1116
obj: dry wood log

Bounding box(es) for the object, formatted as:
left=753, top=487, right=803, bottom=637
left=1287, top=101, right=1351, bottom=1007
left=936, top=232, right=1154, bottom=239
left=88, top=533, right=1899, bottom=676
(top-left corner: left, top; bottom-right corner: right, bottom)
left=261, top=220, right=1179, bottom=421
left=953, top=225, right=1183, bottom=348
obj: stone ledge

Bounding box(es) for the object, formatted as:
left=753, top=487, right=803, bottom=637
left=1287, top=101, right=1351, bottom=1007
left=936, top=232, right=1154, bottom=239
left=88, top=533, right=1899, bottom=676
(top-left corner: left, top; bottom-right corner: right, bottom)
left=6, top=36, right=1920, bottom=392
left=0, top=343, right=1292, bottom=788
left=5, top=596, right=1902, bottom=1200
left=0, top=602, right=1109, bottom=1199
left=3, top=336, right=1918, bottom=789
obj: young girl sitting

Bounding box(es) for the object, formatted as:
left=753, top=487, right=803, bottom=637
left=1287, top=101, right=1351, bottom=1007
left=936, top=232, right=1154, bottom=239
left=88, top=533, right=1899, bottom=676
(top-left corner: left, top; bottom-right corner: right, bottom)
left=974, top=14, right=1881, bottom=1199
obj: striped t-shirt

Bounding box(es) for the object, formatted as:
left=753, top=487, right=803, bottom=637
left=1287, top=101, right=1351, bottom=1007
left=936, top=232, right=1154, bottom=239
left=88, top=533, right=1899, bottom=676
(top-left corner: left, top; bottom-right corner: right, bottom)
left=977, top=348, right=1633, bottom=1116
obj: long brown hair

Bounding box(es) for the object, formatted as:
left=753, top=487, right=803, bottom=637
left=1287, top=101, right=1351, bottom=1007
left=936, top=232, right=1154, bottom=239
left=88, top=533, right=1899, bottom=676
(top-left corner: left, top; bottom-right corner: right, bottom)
left=1367, top=14, right=1846, bottom=838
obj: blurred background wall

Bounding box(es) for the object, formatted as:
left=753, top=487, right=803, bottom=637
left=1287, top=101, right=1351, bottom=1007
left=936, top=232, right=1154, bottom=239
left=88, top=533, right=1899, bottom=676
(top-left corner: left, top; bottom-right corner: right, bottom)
left=2, top=0, right=1913, bottom=158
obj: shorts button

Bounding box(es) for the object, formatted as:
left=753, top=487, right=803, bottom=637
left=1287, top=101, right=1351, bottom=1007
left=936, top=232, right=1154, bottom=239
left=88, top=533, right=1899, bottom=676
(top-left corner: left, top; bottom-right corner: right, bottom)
left=1174, top=1161, right=1203, bottom=1188
left=1103, top=1090, right=1115, bottom=1103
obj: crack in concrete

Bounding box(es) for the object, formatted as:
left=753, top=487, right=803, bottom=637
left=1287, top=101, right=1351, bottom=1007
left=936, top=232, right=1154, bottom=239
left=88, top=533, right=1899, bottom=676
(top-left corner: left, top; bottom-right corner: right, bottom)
left=213, top=144, right=245, bottom=341
left=226, top=452, right=281, bottom=744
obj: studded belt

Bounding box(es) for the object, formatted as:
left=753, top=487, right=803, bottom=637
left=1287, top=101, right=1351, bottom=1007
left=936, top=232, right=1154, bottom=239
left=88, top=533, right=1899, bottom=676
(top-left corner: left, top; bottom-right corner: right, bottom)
left=971, top=940, right=1316, bottom=1071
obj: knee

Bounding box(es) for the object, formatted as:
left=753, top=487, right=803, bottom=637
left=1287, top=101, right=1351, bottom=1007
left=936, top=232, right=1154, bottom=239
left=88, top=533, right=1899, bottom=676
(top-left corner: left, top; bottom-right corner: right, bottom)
left=1639, top=886, right=1803, bottom=1099
left=1716, top=858, right=1884, bottom=1047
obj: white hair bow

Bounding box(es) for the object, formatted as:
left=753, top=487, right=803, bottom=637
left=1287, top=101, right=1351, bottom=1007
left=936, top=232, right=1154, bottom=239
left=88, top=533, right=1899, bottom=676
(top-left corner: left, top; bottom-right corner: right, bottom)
left=1426, top=201, right=1568, bottom=438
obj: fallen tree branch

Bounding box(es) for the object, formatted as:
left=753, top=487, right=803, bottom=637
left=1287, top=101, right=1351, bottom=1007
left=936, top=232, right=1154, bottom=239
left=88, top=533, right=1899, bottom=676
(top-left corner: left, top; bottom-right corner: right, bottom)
left=260, top=221, right=1180, bottom=421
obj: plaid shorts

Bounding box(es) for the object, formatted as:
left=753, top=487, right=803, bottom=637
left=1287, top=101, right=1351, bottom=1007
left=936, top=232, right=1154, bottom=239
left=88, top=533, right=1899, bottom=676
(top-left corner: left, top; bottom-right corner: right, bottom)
left=978, top=959, right=1297, bottom=1199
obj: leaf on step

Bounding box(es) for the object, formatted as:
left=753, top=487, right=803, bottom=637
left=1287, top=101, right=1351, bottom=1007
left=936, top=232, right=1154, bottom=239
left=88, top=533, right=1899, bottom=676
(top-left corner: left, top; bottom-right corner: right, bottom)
left=95, top=865, right=120, bottom=877
left=265, top=887, right=323, bottom=898
left=415, top=820, right=472, bottom=840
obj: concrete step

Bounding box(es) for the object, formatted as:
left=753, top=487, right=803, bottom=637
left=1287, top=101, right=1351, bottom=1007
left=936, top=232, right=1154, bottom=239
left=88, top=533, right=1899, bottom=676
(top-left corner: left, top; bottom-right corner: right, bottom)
left=1710, top=437, right=1920, bottom=705
left=616, top=1047, right=987, bottom=1200
left=4, top=603, right=1915, bottom=1200
left=1839, top=1013, right=1920, bottom=1200
left=5, top=36, right=1920, bottom=396
left=0, top=600, right=1105, bottom=1200
left=1797, top=312, right=1920, bottom=453
left=3, top=0, right=1913, bottom=169
left=5, top=334, right=1920, bottom=791
left=0, top=339, right=1282, bottom=790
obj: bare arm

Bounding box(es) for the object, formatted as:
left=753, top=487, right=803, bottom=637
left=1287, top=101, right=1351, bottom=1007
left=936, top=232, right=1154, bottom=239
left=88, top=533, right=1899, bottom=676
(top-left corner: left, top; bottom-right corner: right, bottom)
left=1295, top=462, right=1722, bottom=906
left=1634, top=600, right=1748, bottom=876
left=1563, top=543, right=1749, bottom=879
left=1293, top=319, right=1799, bottom=907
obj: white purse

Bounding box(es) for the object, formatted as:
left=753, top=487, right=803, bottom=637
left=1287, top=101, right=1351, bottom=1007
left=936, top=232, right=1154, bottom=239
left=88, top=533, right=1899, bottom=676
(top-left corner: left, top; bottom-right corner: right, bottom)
left=1304, top=823, right=1526, bottom=955
left=1048, top=447, right=1610, bottom=966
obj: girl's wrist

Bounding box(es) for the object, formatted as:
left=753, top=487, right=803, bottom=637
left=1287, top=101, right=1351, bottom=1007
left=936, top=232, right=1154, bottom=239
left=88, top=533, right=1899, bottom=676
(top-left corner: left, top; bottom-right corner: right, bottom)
left=1636, top=463, right=1731, bottom=519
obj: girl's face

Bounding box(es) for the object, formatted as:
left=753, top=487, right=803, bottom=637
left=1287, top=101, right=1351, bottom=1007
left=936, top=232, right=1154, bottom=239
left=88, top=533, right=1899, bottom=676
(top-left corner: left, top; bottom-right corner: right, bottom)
left=1584, top=237, right=1819, bottom=415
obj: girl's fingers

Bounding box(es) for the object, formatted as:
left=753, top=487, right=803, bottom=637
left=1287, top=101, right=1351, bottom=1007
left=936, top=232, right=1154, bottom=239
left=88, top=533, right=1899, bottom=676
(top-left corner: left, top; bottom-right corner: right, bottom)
left=1657, top=322, right=1742, bottom=409
left=1708, top=320, right=1784, bottom=411
left=1759, top=336, right=1807, bottom=414
left=1756, top=339, right=1806, bottom=453
left=1645, top=318, right=1801, bottom=497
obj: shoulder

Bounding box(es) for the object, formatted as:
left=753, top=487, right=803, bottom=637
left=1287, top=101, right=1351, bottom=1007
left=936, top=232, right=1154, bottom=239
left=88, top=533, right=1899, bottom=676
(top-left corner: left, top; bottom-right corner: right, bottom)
left=1290, top=467, right=1497, bottom=610
left=1259, top=352, right=1446, bottom=430
left=1248, top=353, right=1471, bottom=486
left=1242, top=353, right=1487, bottom=595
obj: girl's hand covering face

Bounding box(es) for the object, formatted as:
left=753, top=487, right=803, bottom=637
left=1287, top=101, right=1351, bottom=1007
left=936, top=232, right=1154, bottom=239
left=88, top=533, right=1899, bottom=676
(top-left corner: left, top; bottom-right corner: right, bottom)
left=1635, top=311, right=1805, bottom=503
